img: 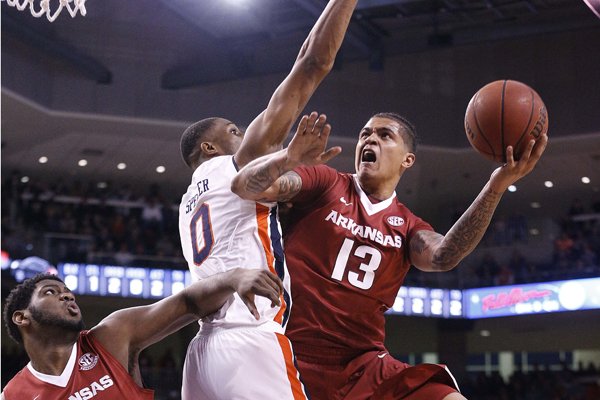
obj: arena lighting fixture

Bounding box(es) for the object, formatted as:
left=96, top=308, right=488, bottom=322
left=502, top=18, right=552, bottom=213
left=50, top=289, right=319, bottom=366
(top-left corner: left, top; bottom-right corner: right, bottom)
left=117, top=163, right=127, bottom=170
left=97, top=182, right=108, bottom=189
left=529, top=228, right=540, bottom=236
left=224, top=0, right=247, bottom=5
left=38, top=156, right=48, bottom=164
left=581, top=176, right=591, bottom=184
left=78, top=159, right=88, bottom=167
left=544, top=180, right=554, bottom=188
left=479, top=330, right=491, bottom=337
left=530, top=202, right=541, bottom=209
left=156, top=166, right=166, bottom=173
left=508, top=185, right=517, bottom=192
left=20, top=176, right=29, bottom=183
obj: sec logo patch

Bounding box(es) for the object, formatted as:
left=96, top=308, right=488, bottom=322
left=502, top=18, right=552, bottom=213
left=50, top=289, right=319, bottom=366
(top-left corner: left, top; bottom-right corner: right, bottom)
left=387, top=216, right=404, bottom=226
left=79, top=353, right=99, bottom=371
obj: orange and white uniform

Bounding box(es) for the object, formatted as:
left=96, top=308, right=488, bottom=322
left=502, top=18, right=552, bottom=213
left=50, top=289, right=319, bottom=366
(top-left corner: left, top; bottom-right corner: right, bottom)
left=178, top=155, right=306, bottom=400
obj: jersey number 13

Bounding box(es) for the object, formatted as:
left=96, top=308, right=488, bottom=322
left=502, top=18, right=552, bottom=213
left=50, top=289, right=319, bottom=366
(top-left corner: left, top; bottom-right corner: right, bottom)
left=331, top=238, right=382, bottom=290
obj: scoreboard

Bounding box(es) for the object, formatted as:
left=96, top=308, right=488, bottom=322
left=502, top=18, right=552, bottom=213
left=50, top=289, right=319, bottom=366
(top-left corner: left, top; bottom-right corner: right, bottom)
left=387, top=286, right=463, bottom=318
left=55, top=263, right=600, bottom=320
left=57, top=262, right=464, bottom=318
left=59, top=263, right=192, bottom=299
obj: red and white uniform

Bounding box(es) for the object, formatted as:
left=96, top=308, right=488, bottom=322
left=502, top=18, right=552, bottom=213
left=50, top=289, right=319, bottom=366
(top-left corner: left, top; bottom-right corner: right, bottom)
left=178, top=155, right=306, bottom=400
left=284, top=165, right=460, bottom=400
left=1, top=330, right=153, bottom=400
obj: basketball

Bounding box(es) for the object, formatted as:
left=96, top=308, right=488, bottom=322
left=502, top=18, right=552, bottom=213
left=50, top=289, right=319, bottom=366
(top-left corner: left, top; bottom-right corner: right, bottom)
left=464, top=80, right=548, bottom=163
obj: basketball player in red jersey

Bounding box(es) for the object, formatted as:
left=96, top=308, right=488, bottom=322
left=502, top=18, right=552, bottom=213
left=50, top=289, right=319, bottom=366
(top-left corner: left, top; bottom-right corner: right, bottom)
left=1, top=268, right=283, bottom=400
left=232, top=112, right=548, bottom=399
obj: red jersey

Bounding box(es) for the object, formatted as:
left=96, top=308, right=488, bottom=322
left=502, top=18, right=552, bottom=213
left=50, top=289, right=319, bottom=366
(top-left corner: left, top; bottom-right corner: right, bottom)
left=284, top=165, right=433, bottom=356
left=2, top=330, right=153, bottom=400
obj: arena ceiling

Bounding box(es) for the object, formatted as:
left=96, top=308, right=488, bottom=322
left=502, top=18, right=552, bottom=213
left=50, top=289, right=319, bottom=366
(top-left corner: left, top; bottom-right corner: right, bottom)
left=2, top=0, right=600, bottom=224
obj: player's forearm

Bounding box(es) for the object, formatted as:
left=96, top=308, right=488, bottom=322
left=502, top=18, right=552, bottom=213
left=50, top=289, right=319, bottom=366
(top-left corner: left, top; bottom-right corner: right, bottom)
left=181, top=270, right=238, bottom=317
left=297, top=0, right=358, bottom=73
left=231, top=149, right=295, bottom=201
left=433, top=182, right=504, bottom=270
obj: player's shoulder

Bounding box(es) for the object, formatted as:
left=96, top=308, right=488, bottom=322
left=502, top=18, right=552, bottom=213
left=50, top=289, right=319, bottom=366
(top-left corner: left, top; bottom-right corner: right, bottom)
left=193, top=155, right=235, bottom=175
left=2, top=366, right=31, bottom=394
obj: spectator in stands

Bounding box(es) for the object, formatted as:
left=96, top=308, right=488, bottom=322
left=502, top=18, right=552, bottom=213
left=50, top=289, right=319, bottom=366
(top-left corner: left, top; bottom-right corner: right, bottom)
left=478, top=252, right=500, bottom=286
left=554, top=232, right=575, bottom=262
left=493, top=264, right=515, bottom=286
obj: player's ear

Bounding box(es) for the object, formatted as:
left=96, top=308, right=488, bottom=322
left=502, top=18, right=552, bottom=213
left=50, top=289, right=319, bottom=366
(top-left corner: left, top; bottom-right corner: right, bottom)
left=402, top=152, right=415, bottom=169
left=12, top=309, right=31, bottom=328
left=200, top=141, right=219, bottom=156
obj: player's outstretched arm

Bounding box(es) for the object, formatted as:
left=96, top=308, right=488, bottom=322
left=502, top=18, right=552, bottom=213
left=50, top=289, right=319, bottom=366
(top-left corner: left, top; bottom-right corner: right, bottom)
left=410, top=135, right=548, bottom=272
left=90, top=269, right=283, bottom=369
left=232, top=112, right=341, bottom=202
left=234, top=0, right=357, bottom=168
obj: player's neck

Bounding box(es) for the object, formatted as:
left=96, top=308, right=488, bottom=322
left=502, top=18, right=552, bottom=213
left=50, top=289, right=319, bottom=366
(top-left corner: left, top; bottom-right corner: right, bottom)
left=358, top=176, right=396, bottom=201
left=25, top=332, right=79, bottom=375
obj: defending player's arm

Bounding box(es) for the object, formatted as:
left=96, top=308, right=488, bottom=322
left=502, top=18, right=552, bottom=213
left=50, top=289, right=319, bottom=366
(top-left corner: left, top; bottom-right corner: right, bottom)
left=410, top=135, right=548, bottom=272
left=232, top=112, right=341, bottom=202
left=90, top=268, right=283, bottom=367
left=233, top=0, right=357, bottom=168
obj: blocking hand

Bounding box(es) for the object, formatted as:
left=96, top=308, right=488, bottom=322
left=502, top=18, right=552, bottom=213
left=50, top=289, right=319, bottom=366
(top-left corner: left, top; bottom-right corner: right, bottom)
left=230, top=269, right=283, bottom=320
left=286, top=112, right=342, bottom=167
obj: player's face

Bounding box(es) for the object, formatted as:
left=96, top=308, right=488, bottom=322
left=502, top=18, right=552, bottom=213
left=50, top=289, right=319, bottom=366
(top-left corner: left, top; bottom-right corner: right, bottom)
left=213, top=119, right=244, bottom=155
left=355, top=117, right=415, bottom=183
left=27, top=279, right=85, bottom=333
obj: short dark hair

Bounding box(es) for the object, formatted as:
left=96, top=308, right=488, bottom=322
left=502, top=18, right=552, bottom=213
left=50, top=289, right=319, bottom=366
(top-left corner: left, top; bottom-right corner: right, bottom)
left=373, top=112, right=418, bottom=152
left=180, top=118, right=221, bottom=168
left=3, top=273, right=64, bottom=344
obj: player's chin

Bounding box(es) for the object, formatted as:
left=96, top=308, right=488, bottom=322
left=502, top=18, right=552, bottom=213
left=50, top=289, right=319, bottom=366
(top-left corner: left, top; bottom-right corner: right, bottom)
left=358, top=161, right=377, bottom=173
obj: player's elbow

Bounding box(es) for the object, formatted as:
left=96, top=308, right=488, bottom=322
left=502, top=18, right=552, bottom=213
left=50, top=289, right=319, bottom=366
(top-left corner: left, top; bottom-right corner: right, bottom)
left=230, top=177, right=257, bottom=201
left=230, top=176, right=246, bottom=197
left=298, top=54, right=334, bottom=79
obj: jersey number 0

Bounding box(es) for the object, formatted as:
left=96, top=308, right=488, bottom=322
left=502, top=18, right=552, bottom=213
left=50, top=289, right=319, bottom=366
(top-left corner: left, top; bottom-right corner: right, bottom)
left=190, top=203, right=214, bottom=265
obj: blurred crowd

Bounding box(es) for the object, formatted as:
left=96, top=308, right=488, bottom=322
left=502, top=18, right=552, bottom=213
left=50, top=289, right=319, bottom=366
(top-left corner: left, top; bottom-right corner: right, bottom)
left=2, top=173, right=599, bottom=289
left=461, top=364, right=600, bottom=400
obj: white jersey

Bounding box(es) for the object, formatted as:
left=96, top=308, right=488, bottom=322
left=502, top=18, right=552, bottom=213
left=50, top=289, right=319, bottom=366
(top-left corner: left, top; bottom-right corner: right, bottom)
left=179, top=155, right=291, bottom=331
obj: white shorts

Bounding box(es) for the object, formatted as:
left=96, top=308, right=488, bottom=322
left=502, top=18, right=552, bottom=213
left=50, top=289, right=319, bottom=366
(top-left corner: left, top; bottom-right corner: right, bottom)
left=181, top=326, right=308, bottom=400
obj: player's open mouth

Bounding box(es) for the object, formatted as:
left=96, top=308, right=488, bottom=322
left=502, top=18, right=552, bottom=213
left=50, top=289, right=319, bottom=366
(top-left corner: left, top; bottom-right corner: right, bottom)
left=361, top=148, right=376, bottom=163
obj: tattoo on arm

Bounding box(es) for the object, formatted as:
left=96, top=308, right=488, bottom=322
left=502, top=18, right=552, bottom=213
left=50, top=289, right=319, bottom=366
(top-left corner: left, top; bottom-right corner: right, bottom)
left=245, top=162, right=287, bottom=195
left=250, top=171, right=302, bottom=203
left=274, top=172, right=303, bottom=202
left=433, top=188, right=503, bottom=269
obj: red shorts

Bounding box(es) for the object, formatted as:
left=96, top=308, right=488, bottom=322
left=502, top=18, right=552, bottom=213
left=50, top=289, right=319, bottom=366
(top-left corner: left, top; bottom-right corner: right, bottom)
left=295, top=350, right=459, bottom=400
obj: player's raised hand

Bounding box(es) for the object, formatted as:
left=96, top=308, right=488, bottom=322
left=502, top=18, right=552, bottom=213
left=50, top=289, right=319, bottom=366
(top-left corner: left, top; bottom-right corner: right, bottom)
left=229, top=269, right=283, bottom=320
left=489, top=134, right=548, bottom=192
left=286, top=112, right=342, bottom=167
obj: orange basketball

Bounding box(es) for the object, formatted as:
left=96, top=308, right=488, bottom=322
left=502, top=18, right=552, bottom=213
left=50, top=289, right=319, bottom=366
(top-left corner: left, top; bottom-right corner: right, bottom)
left=464, top=80, right=548, bottom=163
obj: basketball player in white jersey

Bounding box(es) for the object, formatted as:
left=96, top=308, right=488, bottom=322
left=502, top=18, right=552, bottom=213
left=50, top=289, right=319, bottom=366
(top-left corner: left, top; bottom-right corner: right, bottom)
left=178, top=1, right=358, bottom=398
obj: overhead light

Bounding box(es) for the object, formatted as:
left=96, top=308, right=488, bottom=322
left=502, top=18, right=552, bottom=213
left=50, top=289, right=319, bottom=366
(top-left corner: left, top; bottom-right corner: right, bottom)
left=117, top=163, right=127, bottom=170
left=508, top=185, right=517, bottom=192
left=97, top=182, right=108, bottom=189
left=78, top=159, right=88, bottom=167
left=530, top=202, right=541, bottom=209
left=480, top=330, right=491, bottom=337
left=20, top=176, right=29, bottom=183
left=581, top=177, right=591, bottom=184
left=544, top=180, right=553, bottom=188
left=38, top=156, right=48, bottom=164
left=156, top=166, right=166, bottom=174
left=529, top=228, right=540, bottom=236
